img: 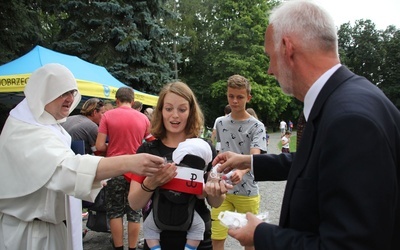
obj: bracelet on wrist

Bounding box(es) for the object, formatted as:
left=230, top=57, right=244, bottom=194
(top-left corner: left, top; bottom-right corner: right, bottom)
left=141, top=182, right=156, bottom=192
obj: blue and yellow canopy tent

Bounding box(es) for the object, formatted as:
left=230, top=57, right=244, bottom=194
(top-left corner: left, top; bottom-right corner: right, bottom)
left=0, top=45, right=158, bottom=108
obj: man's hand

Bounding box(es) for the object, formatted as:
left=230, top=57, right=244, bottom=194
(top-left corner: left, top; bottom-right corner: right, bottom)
left=212, top=151, right=252, bottom=174
left=228, top=213, right=263, bottom=247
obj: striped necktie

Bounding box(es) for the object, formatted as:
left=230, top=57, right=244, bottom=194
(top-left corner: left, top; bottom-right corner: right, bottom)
left=296, top=112, right=306, bottom=149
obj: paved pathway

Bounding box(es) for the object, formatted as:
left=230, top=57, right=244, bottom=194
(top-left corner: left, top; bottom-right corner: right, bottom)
left=83, top=132, right=289, bottom=250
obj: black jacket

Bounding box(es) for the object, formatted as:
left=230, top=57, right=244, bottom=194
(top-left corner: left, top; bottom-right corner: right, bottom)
left=253, top=66, right=400, bottom=250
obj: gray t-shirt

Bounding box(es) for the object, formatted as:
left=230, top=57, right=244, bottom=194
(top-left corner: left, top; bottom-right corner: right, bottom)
left=216, top=114, right=267, bottom=196
left=62, top=115, right=98, bottom=154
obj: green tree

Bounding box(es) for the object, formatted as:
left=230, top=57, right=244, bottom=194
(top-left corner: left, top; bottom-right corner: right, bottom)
left=338, top=19, right=400, bottom=109
left=166, top=0, right=225, bottom=126
left=54, top=0, right=180, bottom=94
left=0, top=0, right=43, bottom=64
left=208, top=0, right=291, bottom=128
left=338, top=20, right=383, bottom=84
left=172, top=0, right=290, bottom=128
left=379, top=26, right=400, bottom=109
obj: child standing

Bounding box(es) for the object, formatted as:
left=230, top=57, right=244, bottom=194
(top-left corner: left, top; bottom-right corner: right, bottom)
left=212, top=74, right=267, bottom=250
left=281, top=131, right=291, bottom=153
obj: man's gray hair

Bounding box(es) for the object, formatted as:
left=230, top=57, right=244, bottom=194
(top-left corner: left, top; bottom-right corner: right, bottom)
left=269, top=0, right=338, bottom=54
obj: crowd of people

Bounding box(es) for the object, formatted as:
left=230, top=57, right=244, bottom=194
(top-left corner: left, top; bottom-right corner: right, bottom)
left=1, top=1, right=400, bottom=250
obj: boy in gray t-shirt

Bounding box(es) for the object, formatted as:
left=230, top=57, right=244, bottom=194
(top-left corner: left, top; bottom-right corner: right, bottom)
left=211, top=74, right=267, bottom=250
left=216, top=114, right=266, bottom=196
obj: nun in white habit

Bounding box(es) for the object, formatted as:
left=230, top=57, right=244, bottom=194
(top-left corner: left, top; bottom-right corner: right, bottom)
left=0, top=63, right=166, bottom=250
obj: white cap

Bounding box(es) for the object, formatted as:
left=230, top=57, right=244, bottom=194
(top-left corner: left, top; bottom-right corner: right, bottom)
left=172, top=138, right=212, bottom=166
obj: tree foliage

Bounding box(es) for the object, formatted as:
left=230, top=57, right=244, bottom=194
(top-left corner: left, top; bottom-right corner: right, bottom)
left=338, top=20, right=400, bottom=109
left=379, top=26, right=400, bottom=108
left=1, top=1, right=399, bottom=125
left=171, top=0, right=291, bottom=128
left=0, top=0, right=43, bottom=64
left=53, top=0, right=180, bottom=93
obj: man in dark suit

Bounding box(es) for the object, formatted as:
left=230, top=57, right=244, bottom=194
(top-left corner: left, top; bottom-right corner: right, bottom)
left=212, top=1, right=400, bottom=249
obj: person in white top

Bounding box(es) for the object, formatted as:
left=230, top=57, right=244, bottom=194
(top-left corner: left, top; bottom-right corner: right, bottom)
left=0, top=63, right=166, bottom=250
left=281, top=131, right=291, bottom=153
left=279, top=120, right=287, bottom=136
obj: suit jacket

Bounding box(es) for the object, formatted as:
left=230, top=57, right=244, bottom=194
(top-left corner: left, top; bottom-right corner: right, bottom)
left=252, top=66, right=400, bottom=250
